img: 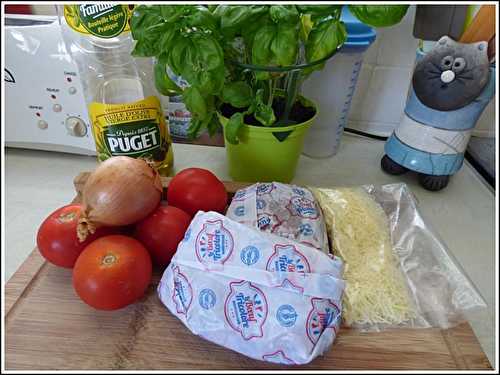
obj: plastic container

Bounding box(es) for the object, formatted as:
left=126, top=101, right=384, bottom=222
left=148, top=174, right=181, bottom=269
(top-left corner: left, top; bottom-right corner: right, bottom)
left=58, top=5, right=174, bottom=176
left=301, top=7, right=376, bottom=158
left=219, top=97, right=317, bottom=183
left=164, top=95, right=192, bottom=139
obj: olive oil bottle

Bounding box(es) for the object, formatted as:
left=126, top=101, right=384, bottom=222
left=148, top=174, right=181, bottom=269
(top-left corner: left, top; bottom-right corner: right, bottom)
left=58, top=4, right=173, bottom=176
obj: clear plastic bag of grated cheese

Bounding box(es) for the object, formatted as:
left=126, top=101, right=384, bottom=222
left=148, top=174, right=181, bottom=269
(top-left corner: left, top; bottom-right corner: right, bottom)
left=226, top=182, right=330, bottom=254
left=158, top=211, right=345, bottom=365
left=311, top=183, right=487, bottom=332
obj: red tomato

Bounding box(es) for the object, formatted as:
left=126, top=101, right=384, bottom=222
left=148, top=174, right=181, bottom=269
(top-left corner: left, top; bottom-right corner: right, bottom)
left=167, top=168, right=228, bottom=217
left=134, top=204, right=191, bottom=268
left=36, top=204, right=118, bottom=268
left=73, top=235, right=152, bottom=310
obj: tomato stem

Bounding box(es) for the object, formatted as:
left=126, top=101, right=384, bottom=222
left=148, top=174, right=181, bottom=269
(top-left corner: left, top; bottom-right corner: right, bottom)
left=101, top=253, right=117, bottom=266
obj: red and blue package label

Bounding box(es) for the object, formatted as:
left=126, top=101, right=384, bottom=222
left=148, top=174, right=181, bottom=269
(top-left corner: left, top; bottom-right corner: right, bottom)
left=171, top=266, right=193, bottom=315
left=287, top=196, right=320, bottom=219
left=257, top=213, right=281, bottom=231
left=158, top=211, right=345, bottom=365
left=224, top=280, right=269, bottom=340
left=306, top=298, right=342, bottom=345
left=266, top=244, right=312, bottom=274
left=195, top=220, right=234, bottom=266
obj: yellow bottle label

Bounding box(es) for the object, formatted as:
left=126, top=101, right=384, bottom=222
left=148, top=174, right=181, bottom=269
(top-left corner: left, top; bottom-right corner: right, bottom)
left=89, top=96, right=174, bottom=176
left=64, top=4, right=134, bottom=38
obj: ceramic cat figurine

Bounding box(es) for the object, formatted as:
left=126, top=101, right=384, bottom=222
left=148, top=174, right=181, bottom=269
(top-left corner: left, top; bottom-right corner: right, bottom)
left=381, top=35, right=495, bottom=191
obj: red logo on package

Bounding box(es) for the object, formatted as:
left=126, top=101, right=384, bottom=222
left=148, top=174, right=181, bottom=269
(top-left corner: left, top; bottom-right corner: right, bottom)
left=257, top=212, right=281, bottom=232
left=287, top=196, right=319, bottom=219
left=195, top=220, right=234, bottom=265
left=306, top=298, right=341, bottom=344
left=224, top=280, right=268, bottom=340
left=171, top=266, right=193, bottom=315
left=266, top=244, right=311, bottom=274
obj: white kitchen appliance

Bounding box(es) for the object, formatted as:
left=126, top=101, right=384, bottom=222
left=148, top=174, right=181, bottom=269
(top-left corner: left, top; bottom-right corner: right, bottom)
left=5, top=14, right=96, bottom=155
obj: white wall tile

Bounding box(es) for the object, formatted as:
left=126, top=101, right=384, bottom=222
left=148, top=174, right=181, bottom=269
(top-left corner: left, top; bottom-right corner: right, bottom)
left=376, top=5, right=418, bottom=68
left=363, top=35, right=380, bottom=65
left=473, top=97, right=496, bottom=138
left=358, top=66, right=412, bottom=125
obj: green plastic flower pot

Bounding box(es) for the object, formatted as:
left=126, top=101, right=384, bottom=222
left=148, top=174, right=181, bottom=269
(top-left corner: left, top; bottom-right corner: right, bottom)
left=219, top=97, right=317, bottom=183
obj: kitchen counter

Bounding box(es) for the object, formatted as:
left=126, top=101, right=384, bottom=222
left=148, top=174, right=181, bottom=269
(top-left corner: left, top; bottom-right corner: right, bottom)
left=4, top=133, right=496, bottom=367
left=468, top=136, right=496, bottom=186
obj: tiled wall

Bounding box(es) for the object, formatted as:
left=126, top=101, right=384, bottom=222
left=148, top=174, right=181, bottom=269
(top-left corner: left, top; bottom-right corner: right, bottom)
left=32, top=4, right=495, bottom=138
left=348, top=5, right=495, bottom=138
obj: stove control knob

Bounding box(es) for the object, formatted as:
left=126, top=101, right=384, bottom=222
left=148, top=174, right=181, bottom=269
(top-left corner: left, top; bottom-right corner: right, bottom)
left=37, top=120, right=48, bottom=130
left=65, top=117, right=87, bottom=137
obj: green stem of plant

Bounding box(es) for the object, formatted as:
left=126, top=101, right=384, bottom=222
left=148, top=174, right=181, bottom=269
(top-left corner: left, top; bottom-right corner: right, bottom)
left=244, top=45, right=250, bottom=65
left=282, top=70, right=301, bottom=123
left=267, top=78, right=276, bottom=107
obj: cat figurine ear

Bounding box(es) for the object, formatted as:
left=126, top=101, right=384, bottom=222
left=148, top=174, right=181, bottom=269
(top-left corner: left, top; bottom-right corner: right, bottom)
left=412, top=35, right=490, bottom=111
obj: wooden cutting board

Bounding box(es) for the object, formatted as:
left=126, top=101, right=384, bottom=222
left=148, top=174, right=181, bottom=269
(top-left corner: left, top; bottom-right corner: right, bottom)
left=5, top=173, right=492, bottom=370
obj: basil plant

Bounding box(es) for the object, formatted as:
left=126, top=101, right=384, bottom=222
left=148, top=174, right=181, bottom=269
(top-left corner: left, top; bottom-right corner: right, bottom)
left=131, top=4, right=408, bottom=143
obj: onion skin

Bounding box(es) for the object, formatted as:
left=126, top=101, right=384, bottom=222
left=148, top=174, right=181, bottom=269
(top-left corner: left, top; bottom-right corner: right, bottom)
left=78, top=157, right=163, bottom=242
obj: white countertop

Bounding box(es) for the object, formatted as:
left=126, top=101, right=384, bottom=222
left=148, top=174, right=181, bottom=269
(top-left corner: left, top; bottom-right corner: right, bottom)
left=4, top=133, right=496, bottom=366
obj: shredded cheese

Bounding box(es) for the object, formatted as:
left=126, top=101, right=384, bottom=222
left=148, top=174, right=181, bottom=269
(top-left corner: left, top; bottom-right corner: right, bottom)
left=311, top=186, right=415, bottom=327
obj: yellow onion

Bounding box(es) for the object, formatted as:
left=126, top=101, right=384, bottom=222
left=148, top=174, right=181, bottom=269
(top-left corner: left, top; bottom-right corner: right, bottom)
left=77, top=156, right=163, bottom=242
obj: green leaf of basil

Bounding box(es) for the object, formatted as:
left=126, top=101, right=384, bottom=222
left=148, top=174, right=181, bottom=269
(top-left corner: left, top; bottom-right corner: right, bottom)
left=305, top=18, right=347, bottom=63
left=131, top=39, right=156, bottom=57
left=153, top=59, right=181, bottom=96
left=252, top=24, right=276, bottom=66
left=222, top=81, right=253, bottom=108
left=183, top=86, right=207, bottom=119
left=185, top=6, right=218, bottom=32
left=348, top=5, right=409, bottom=28
left=271, top=23, right=299, bottom=66
left=255, top=104, right=276, bottom=126
left=269, top=5, right=299, bottom=24
left=225, top=112, right=244, bottom=144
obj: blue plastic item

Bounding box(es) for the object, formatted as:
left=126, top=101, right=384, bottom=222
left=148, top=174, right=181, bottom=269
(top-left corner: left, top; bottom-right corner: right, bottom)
left=302, top=6, right=377, bottom=158
left=340, top=6, right=377, bottom=52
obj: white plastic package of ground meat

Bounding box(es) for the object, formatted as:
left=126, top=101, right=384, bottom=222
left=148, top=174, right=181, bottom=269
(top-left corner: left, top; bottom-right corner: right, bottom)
left=226, top=182, right=330, bottom=254
left=158, top=211, right=345, bottom=365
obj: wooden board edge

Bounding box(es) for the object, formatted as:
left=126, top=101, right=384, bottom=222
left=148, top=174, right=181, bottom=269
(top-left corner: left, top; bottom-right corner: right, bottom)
left=5, top=248, right=47, bottom=317
left=441, top=323, right=493, bottom=369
